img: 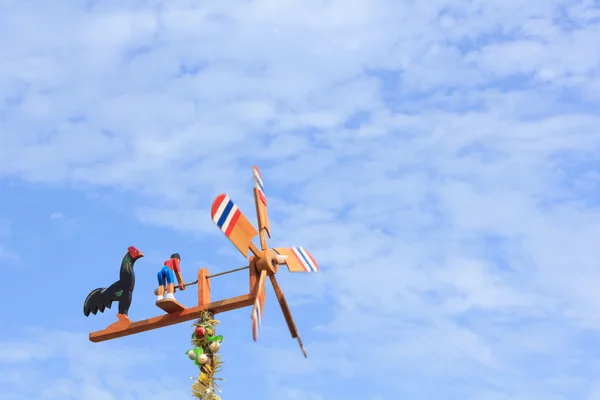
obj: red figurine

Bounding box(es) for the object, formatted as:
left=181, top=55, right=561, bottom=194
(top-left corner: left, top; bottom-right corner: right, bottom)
left=156, top=253, right=185, bottom=302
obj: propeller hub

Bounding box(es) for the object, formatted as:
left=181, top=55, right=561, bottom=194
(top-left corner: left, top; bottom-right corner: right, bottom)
left=255, top=249, right=280, bottom=275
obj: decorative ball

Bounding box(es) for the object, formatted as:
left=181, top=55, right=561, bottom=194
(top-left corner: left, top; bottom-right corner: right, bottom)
left=187, top=350, right=196, bottom=360
left=195, top=326, right=206, bottom=337
left=197, top=354, right=209, bottom=364
left=209, top=341, right=220, bottom=353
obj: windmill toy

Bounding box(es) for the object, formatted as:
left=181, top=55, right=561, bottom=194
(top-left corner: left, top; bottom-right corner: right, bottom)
left=210, top=166, right=319, bottom=357
left=83, top=166, right=319, bottom=398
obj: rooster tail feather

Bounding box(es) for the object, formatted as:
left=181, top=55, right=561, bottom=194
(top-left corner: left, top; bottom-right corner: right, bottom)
left=83, top=283, right=119, bottom=317
left=83, top=288, right=103, bottom=316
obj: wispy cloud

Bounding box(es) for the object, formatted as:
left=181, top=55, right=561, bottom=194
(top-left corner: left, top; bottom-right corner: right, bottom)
left=0, top=329, right=190, bottom=400
left=49, top=212, right=64, bottom=219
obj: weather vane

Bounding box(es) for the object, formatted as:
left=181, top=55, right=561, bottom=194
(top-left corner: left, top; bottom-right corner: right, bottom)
left=82, top=166, right=319, bottom=399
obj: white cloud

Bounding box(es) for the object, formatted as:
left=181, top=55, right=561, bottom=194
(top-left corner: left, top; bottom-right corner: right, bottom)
left=0, top=330, right=190, bottom=400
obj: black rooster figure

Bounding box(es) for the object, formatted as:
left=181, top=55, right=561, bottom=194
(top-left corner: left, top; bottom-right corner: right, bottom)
left=83, top=246, right=144, bottom=329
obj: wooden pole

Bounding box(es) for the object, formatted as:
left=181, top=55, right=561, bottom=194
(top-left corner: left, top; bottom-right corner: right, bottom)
left=249, top=257, right=258, bottom=296
left=198, top=268, right=210, bottom=306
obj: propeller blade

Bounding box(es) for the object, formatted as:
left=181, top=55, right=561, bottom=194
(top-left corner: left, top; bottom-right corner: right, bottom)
left=269, top=274, right=308, bottom=358
left=253, top=166, right=271, bottom=250
left=211, top=194, right=259, bottom=258
left=251, top=270, right=267, bottom=341
left=273, top=247, right=319, bottom=273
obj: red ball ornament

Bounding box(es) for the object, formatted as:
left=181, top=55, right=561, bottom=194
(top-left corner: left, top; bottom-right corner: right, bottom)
left=195, top=326, right=206, bottom=337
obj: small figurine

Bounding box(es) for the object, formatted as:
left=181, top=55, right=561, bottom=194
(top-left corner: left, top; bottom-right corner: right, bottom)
left=157, top=253, right=185, bottom=302
left=83, top=246, right=145, bottom=329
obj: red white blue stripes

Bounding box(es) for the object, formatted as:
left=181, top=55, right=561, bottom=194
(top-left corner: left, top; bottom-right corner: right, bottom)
left=253, top=166, right=267, bottom=206
left=211, top=194, right=241, bottom=237
left=291, top=246, right=319, bottom=272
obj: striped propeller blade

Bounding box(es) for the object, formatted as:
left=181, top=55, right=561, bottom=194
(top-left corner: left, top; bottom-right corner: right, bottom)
left=269, top=274, right=308, bottom=357
left=273, top=247, right=319, bottom=273
left=211, top=194, right=258, bottom=258
left=253, top=165, right=271, bottom=249
left=253, top=165, right=267, bottom=206
left=251, top=269, right=267, bottom=341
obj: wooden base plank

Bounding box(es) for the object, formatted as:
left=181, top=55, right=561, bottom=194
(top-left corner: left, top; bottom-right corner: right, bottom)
left=156, top=298, right=186, bottom=313
left=89, top=294, right=254, bottom=343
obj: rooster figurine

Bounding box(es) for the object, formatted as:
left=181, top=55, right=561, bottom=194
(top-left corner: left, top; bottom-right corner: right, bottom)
left=83, top=246, right=144, bottom=330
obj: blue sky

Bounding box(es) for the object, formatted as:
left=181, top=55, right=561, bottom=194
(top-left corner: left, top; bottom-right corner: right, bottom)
left=1, top=0, right=600, bottom=399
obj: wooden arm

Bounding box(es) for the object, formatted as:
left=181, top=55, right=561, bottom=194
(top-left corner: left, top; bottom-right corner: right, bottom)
left=89, top=294, right=254, bottom=343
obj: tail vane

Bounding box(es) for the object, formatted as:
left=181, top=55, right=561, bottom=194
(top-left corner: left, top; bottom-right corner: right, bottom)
left=273, top=247, right=319, bottom=273
left=211, top=194, right=258, bottom=258
left=251, top=270, right=267, bottom=341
